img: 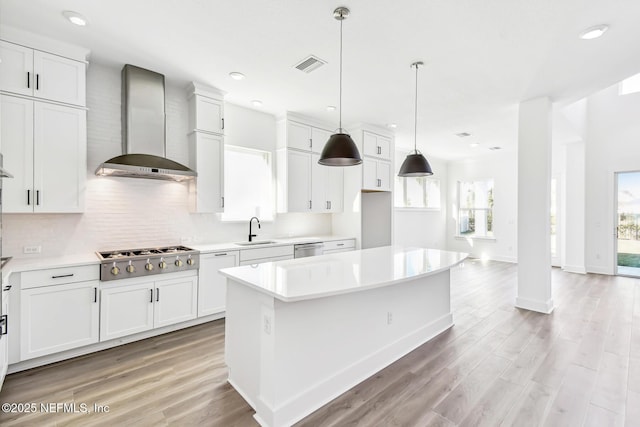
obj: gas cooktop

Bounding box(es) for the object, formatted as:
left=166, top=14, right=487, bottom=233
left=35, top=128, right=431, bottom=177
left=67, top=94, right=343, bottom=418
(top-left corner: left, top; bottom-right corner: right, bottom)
left=96, top=245, right=200, bottom=281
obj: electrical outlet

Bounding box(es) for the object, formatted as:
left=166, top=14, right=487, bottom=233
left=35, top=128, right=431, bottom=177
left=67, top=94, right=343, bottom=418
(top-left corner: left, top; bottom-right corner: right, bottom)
left=387, top=312, right=393, bottom=325
left=263, top=315, right=272, bottom=335
left=23, top=246, right=41, bottom=254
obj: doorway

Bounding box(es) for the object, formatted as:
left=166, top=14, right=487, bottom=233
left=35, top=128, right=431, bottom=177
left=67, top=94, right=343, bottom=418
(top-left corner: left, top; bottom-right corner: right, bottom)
left=616, top=171, right=640, bottom=277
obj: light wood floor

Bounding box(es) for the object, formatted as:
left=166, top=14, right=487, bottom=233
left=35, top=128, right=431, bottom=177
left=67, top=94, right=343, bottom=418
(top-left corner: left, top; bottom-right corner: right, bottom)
left=1, top=260, right=638, bottom=426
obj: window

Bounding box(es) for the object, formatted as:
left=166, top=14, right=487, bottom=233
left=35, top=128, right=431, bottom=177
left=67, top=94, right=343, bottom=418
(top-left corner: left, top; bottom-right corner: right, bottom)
left=394, top=176, right=441, bottom=209
left=222, top=145, right=274, bottom=221
left=620, top=72, right=640, bottom=95
left=457, top=179, right=494, bottom=238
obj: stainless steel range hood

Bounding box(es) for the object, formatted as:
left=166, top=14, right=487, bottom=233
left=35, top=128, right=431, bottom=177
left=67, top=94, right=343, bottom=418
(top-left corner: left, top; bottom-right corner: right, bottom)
left=95, top=65, right=196, bottom=181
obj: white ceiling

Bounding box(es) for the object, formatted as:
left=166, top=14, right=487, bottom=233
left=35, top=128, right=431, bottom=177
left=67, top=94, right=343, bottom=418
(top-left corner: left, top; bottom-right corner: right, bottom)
left=2, top=0, right=640, bottom=160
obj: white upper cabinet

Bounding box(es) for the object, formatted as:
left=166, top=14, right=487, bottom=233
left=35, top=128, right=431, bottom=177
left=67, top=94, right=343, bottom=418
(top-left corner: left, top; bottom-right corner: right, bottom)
left=287, top=121, right=312, bottom=151
left=363, top=131, right=391, bottom=160
left=0, top=40, right=86, bottom=107
left=276, top=115, right=344, bottom=213
left=1, top=95, right=86, bottom=213
left=187, top=82, right=226, bottom=213
left=363, top=158, right=391, bottom=192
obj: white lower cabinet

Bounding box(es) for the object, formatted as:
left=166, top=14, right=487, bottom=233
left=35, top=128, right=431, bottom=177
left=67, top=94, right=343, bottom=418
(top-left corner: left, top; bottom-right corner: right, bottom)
left=100, top=274, right=198, bottom=342
left=21, top=281, right=99, bottom=360
left=198, top=251, right=239, bottom=317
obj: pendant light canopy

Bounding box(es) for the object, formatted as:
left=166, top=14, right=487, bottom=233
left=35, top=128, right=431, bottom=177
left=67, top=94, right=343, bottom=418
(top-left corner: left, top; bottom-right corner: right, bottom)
left=318, top=7, right=362, bottom=167
left=398, top=61, right=433, bottom=177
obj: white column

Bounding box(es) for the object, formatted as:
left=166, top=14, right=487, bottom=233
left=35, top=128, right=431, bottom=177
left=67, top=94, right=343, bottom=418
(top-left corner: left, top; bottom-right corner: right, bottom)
left=516, top=97, right=554, bottom=314
left=563, top=142, right=586, bottom=274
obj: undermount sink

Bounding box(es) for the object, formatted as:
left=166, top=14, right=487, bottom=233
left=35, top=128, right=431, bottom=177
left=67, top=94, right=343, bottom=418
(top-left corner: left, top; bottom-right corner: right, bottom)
left=235, top=240, right=277, bottom=246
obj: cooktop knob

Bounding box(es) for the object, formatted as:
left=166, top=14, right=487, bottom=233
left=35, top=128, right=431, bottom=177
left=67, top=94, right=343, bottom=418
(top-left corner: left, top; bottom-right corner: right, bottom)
left=159, top=260, right=167, bottom=269
left=111, top=265, right=120, bottom=275
left=145, top=262, right=154, bottom=271
left=186, top=257, right=195, bottom=266
left=126, top=263, right=135, bottom=273
left=175, top=258, right=183, bottom=267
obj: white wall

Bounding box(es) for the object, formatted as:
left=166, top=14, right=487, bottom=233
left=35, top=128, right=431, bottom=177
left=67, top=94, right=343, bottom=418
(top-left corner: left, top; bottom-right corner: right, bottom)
left=393, top=155, right=448, bottom=249
left=446, top=150, right=518, bottom=262
left=3, top=62, right=331, bottom=259
left=585, top=84, right=640, bottom=274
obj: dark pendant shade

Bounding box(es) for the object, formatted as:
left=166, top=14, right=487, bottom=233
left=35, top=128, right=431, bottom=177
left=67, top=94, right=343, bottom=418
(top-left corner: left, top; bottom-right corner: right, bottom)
left=398, top=152, right=433, bottom=177
left=318, top=133, right=362, bottom=166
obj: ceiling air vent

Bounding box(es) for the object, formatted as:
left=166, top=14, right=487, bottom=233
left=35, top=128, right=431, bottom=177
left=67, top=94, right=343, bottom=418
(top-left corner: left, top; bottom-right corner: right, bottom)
left=294, top=55, right=327, bottom=73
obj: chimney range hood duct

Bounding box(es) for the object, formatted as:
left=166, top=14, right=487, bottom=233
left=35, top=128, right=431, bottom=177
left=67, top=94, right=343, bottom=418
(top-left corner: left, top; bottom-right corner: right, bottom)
left=95, top=65, right=196, bottom=181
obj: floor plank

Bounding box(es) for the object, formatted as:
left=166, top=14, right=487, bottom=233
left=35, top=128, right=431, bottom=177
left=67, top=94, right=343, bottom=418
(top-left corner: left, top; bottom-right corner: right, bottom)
left=1, top=260, right=638, bottom=426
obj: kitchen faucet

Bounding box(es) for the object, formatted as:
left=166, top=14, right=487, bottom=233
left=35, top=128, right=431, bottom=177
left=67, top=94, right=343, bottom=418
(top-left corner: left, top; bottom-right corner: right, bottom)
left=249, top=217, right=261, bottom=242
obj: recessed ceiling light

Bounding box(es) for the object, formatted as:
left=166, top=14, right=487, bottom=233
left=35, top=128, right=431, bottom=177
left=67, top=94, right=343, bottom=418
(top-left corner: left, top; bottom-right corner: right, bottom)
left=229, top=72, right=245, bottom=80
left=386, top=123, right=397, bottom=129
left=326, top=105, right=336, bottom=112
left=470, top=142, right=479, bottom=148
left=580, top=25, right=609, bottom=40
left=251, top=100, right=263, bottom=107
left=62, top=11, right=87, bottom=26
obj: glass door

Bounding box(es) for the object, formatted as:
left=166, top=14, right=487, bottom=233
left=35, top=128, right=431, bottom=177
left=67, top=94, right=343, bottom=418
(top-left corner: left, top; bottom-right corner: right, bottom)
left=616, top=171, right=640, bottom=277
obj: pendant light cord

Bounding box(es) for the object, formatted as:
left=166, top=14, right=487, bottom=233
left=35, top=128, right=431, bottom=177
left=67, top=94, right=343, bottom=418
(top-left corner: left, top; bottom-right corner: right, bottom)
left=339, top=16, right=343, bottom=132
left=414, top=63, right=419, bottom=154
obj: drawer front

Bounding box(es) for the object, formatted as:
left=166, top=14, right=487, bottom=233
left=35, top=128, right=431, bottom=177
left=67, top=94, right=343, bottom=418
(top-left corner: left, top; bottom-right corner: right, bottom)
left=21, top=264, right=100, bottom=289
left=239, top=255, right=294, bottom=266
left=240, top=245, right=293, bottom=262
left=323, top=239, right=355, bottom=252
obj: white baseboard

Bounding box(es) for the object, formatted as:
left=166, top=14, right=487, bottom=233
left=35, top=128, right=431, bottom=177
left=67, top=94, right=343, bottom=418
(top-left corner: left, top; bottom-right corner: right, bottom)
left=586, top=265, right=614, bottom=275
left=8, top=312, right=225, bottom=374
left=515, top=296, right=554, bottom=314
left=562, top=265, right=587, bottom=274
left=491, top=255, right=517, bottom=264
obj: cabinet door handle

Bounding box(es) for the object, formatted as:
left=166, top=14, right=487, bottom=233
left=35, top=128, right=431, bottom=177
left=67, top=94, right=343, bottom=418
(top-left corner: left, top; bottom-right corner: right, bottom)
left=221, top=118, right=224, bottom=130
left=329, top=201, right=332, bottom=209
left=36, top=74, right=40, bottom=90
left=150, top=289, right=154, bottom=303
left=214, top=253, right=227, bottom=256
left=93, top=287, right=97, bottom=303
left=52, top=273, right=74, bottom=279
left=36, top=190, right=40, bottom=205
left=27, top=72, right=30, bottom=89
left=156, top=288, right=160, bottom=302
left=377, top=146, right=381, bottom=155
left=27, top=189, right=31, bottom=205
left=3, top=285, right=12, bottom=291
left=0, top=315, right=7, bottom=336
left=309, top=200, right=312, bottom=210
left=221, top=196, right=224, bottom=208
left=326, top=201, right=329, bottom=210
left=309, top=138, right=312, bottom=148
left=377, top=178, right=381, bottom=187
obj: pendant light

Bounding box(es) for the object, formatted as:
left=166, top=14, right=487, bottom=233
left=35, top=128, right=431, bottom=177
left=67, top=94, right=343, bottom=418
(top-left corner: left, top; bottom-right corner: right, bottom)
left=398, top=61, right=433, bottom=177
left=318, top=7, right=362, bottom=167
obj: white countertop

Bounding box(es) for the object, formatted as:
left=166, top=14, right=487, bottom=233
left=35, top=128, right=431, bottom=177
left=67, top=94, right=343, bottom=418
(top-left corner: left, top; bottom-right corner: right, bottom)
left=219, top=246, right=468, bottom=302
left=191, top=235, right=354, bottom=253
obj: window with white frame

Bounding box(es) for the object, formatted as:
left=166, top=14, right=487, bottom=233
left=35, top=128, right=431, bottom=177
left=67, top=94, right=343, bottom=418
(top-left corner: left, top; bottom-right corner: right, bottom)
left=457, top=179, right=494, bottom=238
left=221, top=145, right=274, bottom=221
left=394, top=176, right=441, bottom=209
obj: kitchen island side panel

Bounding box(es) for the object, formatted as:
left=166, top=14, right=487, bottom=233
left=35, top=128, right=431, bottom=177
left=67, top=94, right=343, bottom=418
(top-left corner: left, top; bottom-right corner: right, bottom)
left=225, top=269, right=452, bottom=427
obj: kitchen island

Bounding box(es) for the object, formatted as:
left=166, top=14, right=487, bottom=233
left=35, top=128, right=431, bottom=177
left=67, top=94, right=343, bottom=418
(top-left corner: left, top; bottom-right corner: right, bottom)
left=219, top=246, right=467, bottom=427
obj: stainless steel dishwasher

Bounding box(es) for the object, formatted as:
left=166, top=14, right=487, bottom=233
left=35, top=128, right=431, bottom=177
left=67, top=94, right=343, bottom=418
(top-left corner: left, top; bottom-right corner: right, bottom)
left=294, top=242, right=324, bottom=258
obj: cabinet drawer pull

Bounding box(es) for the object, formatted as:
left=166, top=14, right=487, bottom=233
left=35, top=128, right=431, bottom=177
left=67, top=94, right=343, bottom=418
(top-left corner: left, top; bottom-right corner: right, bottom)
left=156, top=288, right=160, bottom=302
left=93, top=287, right=97, bottom=303
left=27, top=189, right=31, bottom=206
left=150, top=289, right=154, bottom=303
left=214, top=253, right=228, bottom=256
left=337, top=243, right=345, bottom=246
left=27, top=72, right=30, bottom=89
left=51, top=273, right=74, bottom=279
